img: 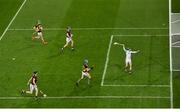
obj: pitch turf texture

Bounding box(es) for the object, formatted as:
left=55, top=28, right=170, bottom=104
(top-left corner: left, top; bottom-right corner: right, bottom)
left=0, top=0, right=174, bottom=108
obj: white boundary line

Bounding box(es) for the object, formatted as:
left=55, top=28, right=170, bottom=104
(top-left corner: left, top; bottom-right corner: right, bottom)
left=7, top=27, right=168, bottom=31
left=101, top=35, right=113, bottom=86
left=169, top=0, right=173, bottom=108
left=0, top=0, right=27, bottom=40
left=0, top=96, right=170, bottom=99
left=103, top=84, right=170, bottom=87
left=112, top=34, right=168, bottom=36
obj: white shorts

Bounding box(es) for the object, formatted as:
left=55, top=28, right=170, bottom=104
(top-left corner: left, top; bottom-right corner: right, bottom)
left=66, top=37, right=72, bottom=43
left=30, top=83, right=38, bottom=93
left=81, top=72, right=91, bottom=79
left=125, top=59, right=131, bottom=64
left=35, top=32, right=43, bottom=39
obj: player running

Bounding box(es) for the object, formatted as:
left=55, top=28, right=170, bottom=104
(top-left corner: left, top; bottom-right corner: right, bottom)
left=61, top=26, right=74, bottom=51
left=32, top=21, right=48, bottom=45
left=21, top=71, right=46, bottom=99
left=21, top=71, right=38, bottom=98
left=121, top=44, right=140, bottom=73
left=76, top=59, right=94, bottom=86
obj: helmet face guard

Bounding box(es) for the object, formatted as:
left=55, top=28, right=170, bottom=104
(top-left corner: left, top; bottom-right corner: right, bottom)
left=33, top=71, right=38, bottom=74
left=67, top=26, right=71, bottom=32
left=84, top=59, right=88, bottom=64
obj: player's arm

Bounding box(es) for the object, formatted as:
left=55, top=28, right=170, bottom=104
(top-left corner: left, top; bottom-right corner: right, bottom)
left=66, top=33, right=70, bottom=37
left=27, top=77, right=32, bottom=85
left=131, top=50, right=140, bottom=53
left=88, top=65, right=94, bottom=72
left=122, top=44, right=126, bottom=52
left=71, top=33, right=73, bottom=37
left=33, top=25, right=36, bottom=30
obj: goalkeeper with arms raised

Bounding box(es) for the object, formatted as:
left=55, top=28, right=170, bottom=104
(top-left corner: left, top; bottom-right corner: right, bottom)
left=121, top=44, right=140, bottom=73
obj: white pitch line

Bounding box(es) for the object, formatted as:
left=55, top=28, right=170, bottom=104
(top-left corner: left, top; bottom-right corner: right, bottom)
left=169, top=0, right=173, bottom=108
left=0, top=96, right=170, bottom=99
left=7, top=27, right=168, bottom=31
left=0, top=0, right=27, bottom=40
left=101, top=35, right=113, bottom=86
left=103, top=84, right=170, bottom=87
left=113, top=34, right=168, bottom=36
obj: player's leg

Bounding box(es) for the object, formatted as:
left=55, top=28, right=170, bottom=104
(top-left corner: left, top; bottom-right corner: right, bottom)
left=34, top=86, right=38, bottom=98
left=25, top=84, right=34, bottom=94
left=77, top=72, right=84, bottom=83
left=62, top=42, right=68, bottom=51
left=39, top=33, right=48, bottom=44
left=76, top=72, right=84, bottom=86
left=63, top=42, right=69, bottom=48
left=62, top=38, right=70, bottom=51
left=125, top=59, right=129, bottom=71
left=70, top=39, right=74, bottom=50
left=32, top=32, right=37, bottom=40
left=129, top=60, right=132, bottom=73
left=87, top=74, right=91, bottom=85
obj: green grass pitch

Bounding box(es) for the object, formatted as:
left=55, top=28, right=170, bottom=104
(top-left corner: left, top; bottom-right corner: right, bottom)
left=0, top=0, right=175, bottom=108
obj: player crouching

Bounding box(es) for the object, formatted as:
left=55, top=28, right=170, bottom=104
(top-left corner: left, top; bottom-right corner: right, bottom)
left=76, top=60, right=94, bottom=86
left=21, top=71, right=46, bottom=99
left=32, top=22, right=48, bottom=45
left=61, top=26, right=74, bottom=51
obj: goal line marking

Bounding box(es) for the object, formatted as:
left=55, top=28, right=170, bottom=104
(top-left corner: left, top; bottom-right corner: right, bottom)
left=7, top=27, right=168, bottom=31
left=0, top=96, right=170, bottom=100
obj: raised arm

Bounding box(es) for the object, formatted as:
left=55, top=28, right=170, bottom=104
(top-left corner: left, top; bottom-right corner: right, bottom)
left=122, top=44, right=126, bottom=52
left=131, top=50, right=140, bottom=53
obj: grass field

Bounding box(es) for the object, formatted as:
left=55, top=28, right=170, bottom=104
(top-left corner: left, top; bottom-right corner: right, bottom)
left=0, top=0, right=174, bottom=108
left=172, top=0, right=180, bottom=13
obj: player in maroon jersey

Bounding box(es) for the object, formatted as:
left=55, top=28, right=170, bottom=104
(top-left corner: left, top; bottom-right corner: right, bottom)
left=61, top=26, right=74, bottom=51
left=76, top=59, right=94, bottom=86
left=32, top=21, right=48, bottom=45
left=21, top=71, right=39, bottom=98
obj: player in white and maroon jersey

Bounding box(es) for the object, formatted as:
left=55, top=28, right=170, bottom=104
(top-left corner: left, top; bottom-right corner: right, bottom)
left=76, top=60, right=94, bottom=86
left=32, top=22, right=48, bottom=45
left=61, top=26, right=74, bottom=51
left=21, top=71, right=39, bottom=98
